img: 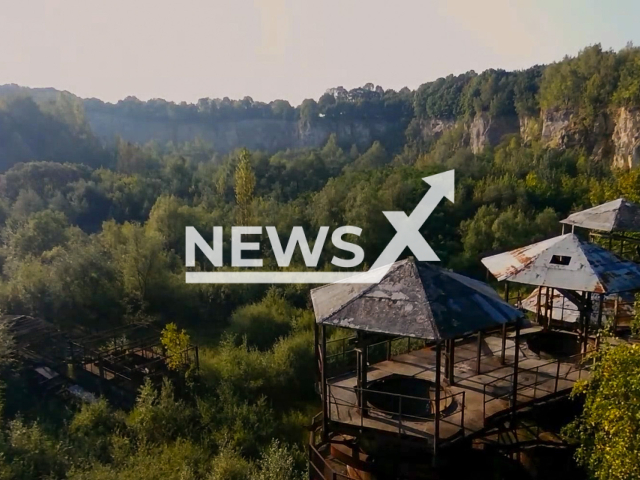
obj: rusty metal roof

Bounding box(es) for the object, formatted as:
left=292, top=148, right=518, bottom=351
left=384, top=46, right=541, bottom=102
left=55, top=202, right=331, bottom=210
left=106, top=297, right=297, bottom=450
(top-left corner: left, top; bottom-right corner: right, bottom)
left=481, top=233, right=640, bottom=293
left=0, top=315, right=59, bottom=348
left=561, top=198, right=640, bottom=232
left=521, top=288, right=634, bottom=325
left=310, top=258, right=522, bottom=341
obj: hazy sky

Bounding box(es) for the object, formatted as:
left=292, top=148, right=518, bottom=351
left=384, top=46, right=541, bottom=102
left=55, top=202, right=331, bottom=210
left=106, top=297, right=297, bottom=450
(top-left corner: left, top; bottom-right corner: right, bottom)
left=0, top=0, right=638, bottom=105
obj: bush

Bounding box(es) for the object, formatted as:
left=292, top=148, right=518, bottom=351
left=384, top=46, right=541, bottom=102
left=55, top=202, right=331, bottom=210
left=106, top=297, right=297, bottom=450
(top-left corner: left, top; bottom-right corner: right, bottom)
left=228, top=290, right=298, bottom=350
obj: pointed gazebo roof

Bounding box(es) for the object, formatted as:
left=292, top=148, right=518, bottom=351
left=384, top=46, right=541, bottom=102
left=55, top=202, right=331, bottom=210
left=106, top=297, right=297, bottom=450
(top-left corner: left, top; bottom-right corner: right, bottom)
left=311, top=258, right=522, bottom=341
left=481, top=233, right=640, bottom=294
left=560, top=198, right=640, bottom=233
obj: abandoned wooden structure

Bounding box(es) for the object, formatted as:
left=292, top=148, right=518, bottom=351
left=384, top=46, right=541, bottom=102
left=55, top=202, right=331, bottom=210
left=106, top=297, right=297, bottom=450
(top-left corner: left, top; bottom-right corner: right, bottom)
left=556, top=198, right=640, bottom=332
left=68, top=323, right=199, bottom=407
left=0, top=316, right=198, bottom=407
left=561, top=197, right=640, bottom=260
left=0, top=314, right=74, bottom=397
left=308, top=258, right=589, bottom=480
left=482, top=233, right=640, bottom=350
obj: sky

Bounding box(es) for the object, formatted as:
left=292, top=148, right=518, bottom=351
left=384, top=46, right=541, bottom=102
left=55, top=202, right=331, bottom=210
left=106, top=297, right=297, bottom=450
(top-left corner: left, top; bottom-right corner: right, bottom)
left=0, top=0, right=638, bottom=106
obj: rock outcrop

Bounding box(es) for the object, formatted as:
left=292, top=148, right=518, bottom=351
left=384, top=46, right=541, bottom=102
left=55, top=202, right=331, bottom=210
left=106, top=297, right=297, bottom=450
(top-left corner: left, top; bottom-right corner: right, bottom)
left=612, top=108, right=640, bottom=169
left=468, top=113, right=519, bottom=154
left=415, top=118, right=456, bottom=140
left=540, top=109, right=577, bottom=149
left=84, top=110, right=402, bottom=153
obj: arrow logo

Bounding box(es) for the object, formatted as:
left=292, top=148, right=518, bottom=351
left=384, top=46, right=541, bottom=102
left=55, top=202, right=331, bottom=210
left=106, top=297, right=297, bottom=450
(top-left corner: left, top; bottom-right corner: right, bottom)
left=186, top=170, right=455, bottom=284
left=371, top=170, right=454, bottom=270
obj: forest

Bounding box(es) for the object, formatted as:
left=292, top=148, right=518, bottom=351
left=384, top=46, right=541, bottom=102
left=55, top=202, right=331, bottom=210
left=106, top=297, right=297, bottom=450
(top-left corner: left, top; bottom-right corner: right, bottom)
left=1, top=44, right=640, bottom=480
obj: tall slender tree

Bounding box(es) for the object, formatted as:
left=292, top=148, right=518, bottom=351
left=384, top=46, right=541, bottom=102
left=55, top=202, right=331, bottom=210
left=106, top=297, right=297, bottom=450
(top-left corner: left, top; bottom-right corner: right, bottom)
left=235, top=149, right=256, bottom=226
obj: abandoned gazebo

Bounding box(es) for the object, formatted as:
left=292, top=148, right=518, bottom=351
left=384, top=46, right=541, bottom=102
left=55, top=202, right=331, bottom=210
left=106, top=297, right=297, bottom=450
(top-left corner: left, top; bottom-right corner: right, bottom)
left=482, top=233, right=640, bottom=349
left=561, top=197, right=640, bottom=259
left=308, top=258, right=591, bottom=479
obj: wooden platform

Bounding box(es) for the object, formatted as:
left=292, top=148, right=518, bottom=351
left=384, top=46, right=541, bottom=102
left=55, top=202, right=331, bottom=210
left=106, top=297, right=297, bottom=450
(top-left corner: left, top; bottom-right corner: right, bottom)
left=326, top=334, right=588, bottom=446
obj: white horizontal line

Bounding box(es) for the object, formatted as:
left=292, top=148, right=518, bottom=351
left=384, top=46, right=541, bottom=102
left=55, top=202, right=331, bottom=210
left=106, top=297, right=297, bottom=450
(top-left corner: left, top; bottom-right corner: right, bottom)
left=185, top=267, right=392, bottom=284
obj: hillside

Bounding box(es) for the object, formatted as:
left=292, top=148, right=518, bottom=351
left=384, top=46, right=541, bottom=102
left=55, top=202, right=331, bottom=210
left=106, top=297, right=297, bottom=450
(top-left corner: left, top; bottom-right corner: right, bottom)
left=78, top=44, right=640, bottom=168
left=0, top=85, right=108, bottom=170
left=2, top=44, right=640, bottom=172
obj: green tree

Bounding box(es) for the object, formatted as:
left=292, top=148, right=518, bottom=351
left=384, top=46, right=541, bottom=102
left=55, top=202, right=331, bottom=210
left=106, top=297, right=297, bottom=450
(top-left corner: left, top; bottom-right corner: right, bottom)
left=234, top=149, right=256, bottom=226
left=565, top=344, right=640, bottom=480
left=161, top=323, right=191, bottom=371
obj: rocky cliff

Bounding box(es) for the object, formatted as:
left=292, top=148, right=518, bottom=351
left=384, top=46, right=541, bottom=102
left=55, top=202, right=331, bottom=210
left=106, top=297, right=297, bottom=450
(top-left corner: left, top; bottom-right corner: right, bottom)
left=84, top=110, right=404, bottom=153
left=84, top=103, right=640, bottom=169
left=612, top=108, right=640, bottom=169
left=468, top=113, right=520, bottom=154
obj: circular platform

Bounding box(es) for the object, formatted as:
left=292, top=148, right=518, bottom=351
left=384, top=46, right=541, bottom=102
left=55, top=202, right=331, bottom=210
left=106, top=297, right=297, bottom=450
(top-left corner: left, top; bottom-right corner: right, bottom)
left=526, top=330, right=582, bottom=359
left=366, top=374, right=452, bottom=419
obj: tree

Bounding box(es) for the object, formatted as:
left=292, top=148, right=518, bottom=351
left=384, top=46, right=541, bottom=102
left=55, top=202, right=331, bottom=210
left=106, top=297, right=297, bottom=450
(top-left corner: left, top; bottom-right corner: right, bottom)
left=161, top=323, right=191, bottom=371
left=565, top=344, right=640, bottom=480
left=7, top=209, right=71, bottom=258
left=234, top=149, right=256, bottom=226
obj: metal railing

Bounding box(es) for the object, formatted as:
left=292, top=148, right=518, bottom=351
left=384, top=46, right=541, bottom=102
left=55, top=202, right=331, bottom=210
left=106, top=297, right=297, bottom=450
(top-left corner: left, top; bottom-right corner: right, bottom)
left=308, top=442, right=352, bottom=480
left=308, top=413, right=353, bottom=480
left=326, top=383, right=465, bottom=443
left=325, top=335, right=427, bottom=379
left=482, top=352, right=590, bottom=425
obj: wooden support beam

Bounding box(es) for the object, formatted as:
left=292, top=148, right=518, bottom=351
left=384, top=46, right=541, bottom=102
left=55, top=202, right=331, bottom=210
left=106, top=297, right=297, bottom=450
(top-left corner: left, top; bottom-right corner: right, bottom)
left=448, top=339, right=455, bottom=385
left=443, top=340, right=450, bottom=382
left=535, top=287, right=543, bottom=327
left=433, top=342, right=442, bottom=466
left=583, top=293, right=592, bottom=354
left=320, top=324, right=328, bottom=442
left=511, top=319, right=521, bottom=419
left=476, top=331, right=483, bottom=375
left=595, top=294, right=605, bottom=351
left=501, top=284, right=509, bottom=365
left=361, top=343, right=368, bottom=416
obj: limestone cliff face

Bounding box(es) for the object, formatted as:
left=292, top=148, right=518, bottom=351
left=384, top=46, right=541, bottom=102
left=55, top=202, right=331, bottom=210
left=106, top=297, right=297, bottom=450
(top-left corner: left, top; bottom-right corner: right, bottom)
left=540, top=108, right=618, bottom=160
left=468, top=113, right=519, bottom=154
left=415, top=118, right=456, bottom=140
left=540, top=109, right=577, bottom=149
left=612, top=108, right=640, bottom=169
left=84, top=111, right=400, bottom=153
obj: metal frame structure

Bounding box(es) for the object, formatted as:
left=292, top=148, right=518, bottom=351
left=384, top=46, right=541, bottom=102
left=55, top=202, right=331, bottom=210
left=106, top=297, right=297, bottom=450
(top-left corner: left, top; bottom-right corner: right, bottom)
left=68, top=323, right=199, bottom=404
left=482, top=233, right=640, bottom=353
left=1, top=316, right=199, bottom=407
left=309, top=258, right=525, bottom=477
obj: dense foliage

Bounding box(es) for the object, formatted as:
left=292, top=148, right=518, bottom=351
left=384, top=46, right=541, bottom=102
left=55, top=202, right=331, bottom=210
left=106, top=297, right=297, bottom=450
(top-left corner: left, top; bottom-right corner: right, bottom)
left=565, top=344, right=640, bottom=480
left=2, top=43, right=640, bottom=480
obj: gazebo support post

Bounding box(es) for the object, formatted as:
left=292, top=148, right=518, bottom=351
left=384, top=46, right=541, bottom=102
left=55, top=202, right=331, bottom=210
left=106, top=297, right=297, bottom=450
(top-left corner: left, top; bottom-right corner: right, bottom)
left=476, top=331, right=483, bottom=375
left=511, top=319, right=521, bottom=420
left=361, top=340, right=368, bottom=416
left=501, top=283, right=510, bottom=364
left=448, top=339, right=455, bottom=385
left=577, top=291, right=585, bottom=349
left=444, top=340, right=450, bottom=383
left=595, top=294, right=605, bottom=351
left=320, top=324, right=328, bottom=442
left=535, top=287, right=543, bottom=327
left=433, top=341, right=442, bottom=467
left=583, top=293, right=592, bottom=354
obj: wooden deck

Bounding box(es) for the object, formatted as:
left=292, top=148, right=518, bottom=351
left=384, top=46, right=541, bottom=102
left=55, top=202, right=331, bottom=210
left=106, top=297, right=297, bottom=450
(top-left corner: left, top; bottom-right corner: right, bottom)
left=326, top=334, right=588, bottom=445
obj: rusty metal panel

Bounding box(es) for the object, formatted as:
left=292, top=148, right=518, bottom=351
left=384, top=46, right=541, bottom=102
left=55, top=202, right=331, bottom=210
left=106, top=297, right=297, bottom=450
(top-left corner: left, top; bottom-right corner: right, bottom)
left=561, top=198, right=640, bottom=232
left=311, top=258, right=522, bottom=341
left=482, top=233, right=640, bottom=293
